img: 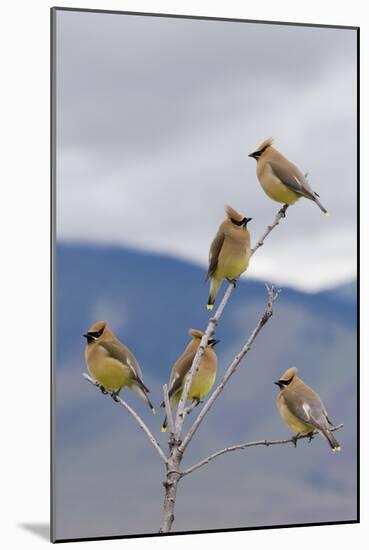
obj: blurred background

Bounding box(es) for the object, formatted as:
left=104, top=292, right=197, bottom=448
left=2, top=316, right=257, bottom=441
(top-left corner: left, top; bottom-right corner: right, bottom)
left=54, top=9, right=357, bottom=540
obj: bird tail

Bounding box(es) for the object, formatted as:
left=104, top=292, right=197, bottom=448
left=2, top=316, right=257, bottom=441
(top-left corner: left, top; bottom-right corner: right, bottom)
left=314, top=197, right=329, bottom=216
left=161, top=416, right=168, bottom=433
left=161, top=395, right=177, bottom=432
left=322, top=429, right=341, bottom=452
left=132, top=382, right=156, bottom=414
left=207, top=278, right=221, bottom=310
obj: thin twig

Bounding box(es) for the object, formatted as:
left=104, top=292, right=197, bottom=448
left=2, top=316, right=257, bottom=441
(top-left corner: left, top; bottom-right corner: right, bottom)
left=174, top=283, right=234, bottom=434
left=83, top=373, right=168, bottom=464
left=251, top=204, right=289, bottom=256
left=181, top=424, right=344, bottom=477
left=174, top=205, right=288, bottom=436
left=183, top=399, right=200, bottom=417
left=162, top=384, right=175, bottom=437
left=179, top=285, right=280, bottom=453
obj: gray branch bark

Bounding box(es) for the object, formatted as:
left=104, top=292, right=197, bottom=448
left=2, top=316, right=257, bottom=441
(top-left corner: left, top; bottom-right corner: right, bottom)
left=83, top=373, right=167, bottom=464
left=174, top=204, right=289, bottom=437
left=181, top=424, right=344, bottom=477
left=174, top=282, right=234, bottom=435
left=179, top=284, right=279, bottom=453
left=81, top=205, right=313, bottom=536
left=160, top=284, right=279, bottom=532
left=159, top=206, right=292, bottom=533
left=251, top=204, right=289, bottom=256
left=162, top=383, right=175, bottom=437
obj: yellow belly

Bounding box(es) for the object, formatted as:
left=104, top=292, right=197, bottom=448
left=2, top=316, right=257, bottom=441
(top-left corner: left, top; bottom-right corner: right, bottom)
left=216, top=254, right=249, bottom=280
left=175, top=369, right=216, bottom=403
left=279, top=401, right=314, bottom=435
left=88, top=358, right=132, bottom=390
left=260, top=176, right=300, bottom=205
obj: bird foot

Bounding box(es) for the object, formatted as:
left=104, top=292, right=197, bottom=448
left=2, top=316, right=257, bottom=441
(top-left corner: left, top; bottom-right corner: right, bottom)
left=279, top=204, right=289, bottom=218
left=99, top=385, right=108, bottom=395
left=292, top=434, right=300, bottom=448
left=226, top=278, right=238, bottom=287
left=308, top=432, right=315, bottom=443
left=110, top=390, right=121, bottom=402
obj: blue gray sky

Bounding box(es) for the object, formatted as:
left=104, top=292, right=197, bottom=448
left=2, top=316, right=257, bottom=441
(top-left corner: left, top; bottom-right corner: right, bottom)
left=56, top=10, right=357, bottom=291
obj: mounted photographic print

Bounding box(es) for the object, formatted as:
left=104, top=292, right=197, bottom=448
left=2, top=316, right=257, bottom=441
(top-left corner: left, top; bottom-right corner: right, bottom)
left=51, top=7, right=359, bottom=543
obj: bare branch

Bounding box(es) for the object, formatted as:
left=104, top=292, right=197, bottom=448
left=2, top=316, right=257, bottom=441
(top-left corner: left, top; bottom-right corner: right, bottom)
left=183, top=399, right=200, bottom=417
left=174, top=205, right=288, bottom=436
left=174, top=282, right=234, bottom=434
left=162, top=384, right=175, bottom=437
left=181, top=424, right=344, bottom=477
left=83, top=373, right=168, bottom=464
left=251, top=204, right=289, bottom=256
left=179, top=285, right=280, bottom=453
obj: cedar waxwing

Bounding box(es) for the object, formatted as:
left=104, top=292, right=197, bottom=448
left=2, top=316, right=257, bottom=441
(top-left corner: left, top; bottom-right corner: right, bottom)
left=206, top=205, right=252, bottom=310
left=83, top=320, right=156, bottom=413
left=275, top=367, right=341, bottom=451
left=161, top=328, right=219, bottom=432
left=248, top=138, right=329, bottom=215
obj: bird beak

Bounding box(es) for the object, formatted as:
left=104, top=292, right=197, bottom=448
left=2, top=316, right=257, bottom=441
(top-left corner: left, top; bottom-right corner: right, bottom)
left=82, top=333, right=89, bottom=339
left=274, top=381, right=282, bottom=388
left=248, top=152, right=258, bottom=159
left=209, top=338, right=220, bottom=347
left=242, top=217, right=252, bottom=227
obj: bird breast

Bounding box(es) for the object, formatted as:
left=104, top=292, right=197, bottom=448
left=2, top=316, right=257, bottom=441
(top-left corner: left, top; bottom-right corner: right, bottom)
left=257, top=163, right=300, bottom=204
left=86, top=345, right=132, bottom=390
left=277, top=394, right=313, bottom=435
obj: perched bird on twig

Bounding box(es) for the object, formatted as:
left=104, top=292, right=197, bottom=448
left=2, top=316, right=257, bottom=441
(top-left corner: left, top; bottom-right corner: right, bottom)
left=161, top=329, right=219, bottom=432
left=206, top=205, right=252, bottom=310
left=275, top=367, right=341, bottom=451
left=83, top=320, right=156, bottom=413
left=249, top=138, right=329, bottom=215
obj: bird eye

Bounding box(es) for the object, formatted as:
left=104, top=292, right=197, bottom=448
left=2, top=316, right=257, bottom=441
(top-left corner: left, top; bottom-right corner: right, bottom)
left=88, top=328, right=104, bottom=339
left=230, top=217, right=244, bottom=226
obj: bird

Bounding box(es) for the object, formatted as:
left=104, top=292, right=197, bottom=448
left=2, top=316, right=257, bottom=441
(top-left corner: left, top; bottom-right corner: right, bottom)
left=275, top=367, right=341, bottom=451
left=248, top=138, right=329, bottom=215
left=206, top=205, right=252, bottom=310
left=83, top=320, right=156, bottom=413
left=161, top=328, right=219, bottom=432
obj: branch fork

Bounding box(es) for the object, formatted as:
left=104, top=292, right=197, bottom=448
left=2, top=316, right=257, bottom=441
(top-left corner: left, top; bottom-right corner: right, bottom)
left=81, top=205, right=334, bottom=535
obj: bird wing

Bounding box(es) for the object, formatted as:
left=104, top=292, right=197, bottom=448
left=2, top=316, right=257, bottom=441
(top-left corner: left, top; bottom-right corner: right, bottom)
left=207, top=230, right=225, bottom=279
left=268, top=160, right=317, bottom=200
left=99, top=341, right=150, bottom=393
left=167, top=351, right=195, bottom=400
left=283, top=387, right=329, bottom=430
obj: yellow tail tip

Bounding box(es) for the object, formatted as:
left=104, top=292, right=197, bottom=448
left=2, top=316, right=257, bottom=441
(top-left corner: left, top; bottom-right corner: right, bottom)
left=151, top=408, right=157, bottom=415
left=207, top=304, right=214, bottom=310
left=332, top=446, right=342, bottom=452
left=324, top=211, right=330, bottom=217
left=161, top=426, right=167, bottom=433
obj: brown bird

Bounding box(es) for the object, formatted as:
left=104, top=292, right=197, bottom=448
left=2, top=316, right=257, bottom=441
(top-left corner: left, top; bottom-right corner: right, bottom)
left=249, top=138, right=329, bottom=215
left=161, top=328, right=219, bottom=432
left=83, top=320, right=156, bottom=413
left=207, top=205, right=252, bottom=310
left=275, top=367, right=341, bottom=451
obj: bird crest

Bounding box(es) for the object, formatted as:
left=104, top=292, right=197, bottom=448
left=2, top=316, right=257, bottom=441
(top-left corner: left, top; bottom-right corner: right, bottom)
left=280, top=366, right=298, bottom=381
left=189, top=328, right=204, bottom=339
left=225, top=205, right=245, bottom=223
left=256, top=137, right=274, bottom=152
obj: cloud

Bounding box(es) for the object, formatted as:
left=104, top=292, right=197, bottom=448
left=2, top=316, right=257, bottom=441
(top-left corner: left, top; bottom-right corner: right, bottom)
left=55, top=10, right=357, bottom=291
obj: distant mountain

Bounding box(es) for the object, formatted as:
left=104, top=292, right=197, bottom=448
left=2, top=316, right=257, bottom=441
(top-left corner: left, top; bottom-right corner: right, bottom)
left=55, top=243, right=356, bottom=373
left=316, top=281, right=357, bottom=305
left=54, top=243, right=357, bottom=540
